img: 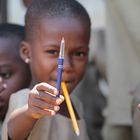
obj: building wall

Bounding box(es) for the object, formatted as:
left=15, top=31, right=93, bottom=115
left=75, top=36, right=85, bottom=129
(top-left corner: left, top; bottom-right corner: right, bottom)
left=0, top=0, right=7, bottom=22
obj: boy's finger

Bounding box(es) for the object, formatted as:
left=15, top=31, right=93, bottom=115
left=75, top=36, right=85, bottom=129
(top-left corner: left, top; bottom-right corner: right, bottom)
left=29, top=92, right=63, bottom=105
left=35, top=82, right=58, bottom=95
left=59, top=95, right=64, bottom=102
left=39, top=91, right=63, bottom=105
left=29, top=105, right=56, bottom=119
left=31, top=98, right=60, bottom=112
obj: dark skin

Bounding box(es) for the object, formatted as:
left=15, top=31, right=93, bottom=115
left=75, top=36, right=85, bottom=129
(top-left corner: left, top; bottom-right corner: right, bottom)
left=8, top=17, right=90, bottom=140
left=27, top=17, right=89, bottom=118
left=22, top=0, right=32, bottom=7
left=0, top=37, right=31, bottom=120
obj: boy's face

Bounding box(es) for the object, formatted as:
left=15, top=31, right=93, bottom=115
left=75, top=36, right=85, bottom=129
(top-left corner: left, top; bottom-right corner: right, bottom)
left=0, top=38, right=30, bottom=120
left=25, top=17, right=90, bottom=93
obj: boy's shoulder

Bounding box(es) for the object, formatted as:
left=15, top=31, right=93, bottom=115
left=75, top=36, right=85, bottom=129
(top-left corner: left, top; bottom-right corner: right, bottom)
left=70, top=94, right=84, bottom=118
left=11, top=88, right=30, bottom=98
left=1, top=88, right=30, bottom=140
left=10, top=88, right=30, bottom=109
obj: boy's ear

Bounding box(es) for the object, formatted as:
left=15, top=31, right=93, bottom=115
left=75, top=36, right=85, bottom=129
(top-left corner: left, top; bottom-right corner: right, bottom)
left=20, top=41, right=31, bottom=64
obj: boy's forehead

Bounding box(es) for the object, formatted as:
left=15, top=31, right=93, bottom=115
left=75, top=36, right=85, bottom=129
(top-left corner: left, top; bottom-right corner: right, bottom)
left=31, top=17, right=90, bottom=40
left=27, top=17, right=90, bottom=47
left=41, top=17, right=88, bottom=30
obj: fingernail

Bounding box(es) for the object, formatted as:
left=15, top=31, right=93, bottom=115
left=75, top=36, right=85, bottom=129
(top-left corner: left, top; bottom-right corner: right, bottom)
left=54, top=106, right=60, bottom=111
left=60, top=95, right=64, bottom=101
left=51, top=111, right=56, bottom=116
left=56, top=99, right=61, bottom=104
left=54, top=89, right=58, bottom=95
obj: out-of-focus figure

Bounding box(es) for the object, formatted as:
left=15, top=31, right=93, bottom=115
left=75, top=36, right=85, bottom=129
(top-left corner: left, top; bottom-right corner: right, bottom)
left=103, top=0, right=140, bottom=140
left=0, top=0, right=7, bottom=23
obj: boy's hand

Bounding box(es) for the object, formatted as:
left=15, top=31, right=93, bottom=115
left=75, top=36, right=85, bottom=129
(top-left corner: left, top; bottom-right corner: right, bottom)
left=27, top=82, right=64, bottom=119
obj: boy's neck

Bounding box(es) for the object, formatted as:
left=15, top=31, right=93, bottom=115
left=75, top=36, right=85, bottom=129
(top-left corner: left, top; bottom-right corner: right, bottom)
left=29, top=80, right=38, bottom=89
left=58, top=101, right=80, bottom=120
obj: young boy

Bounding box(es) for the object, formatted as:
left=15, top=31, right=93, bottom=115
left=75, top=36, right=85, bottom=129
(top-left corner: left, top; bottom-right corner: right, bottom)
left=0, top=23, right=31, bottom=137
left=2, top=0, right=91, bottom=139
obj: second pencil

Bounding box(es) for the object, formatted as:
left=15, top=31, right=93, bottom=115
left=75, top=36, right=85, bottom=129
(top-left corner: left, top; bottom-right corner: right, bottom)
left=61, top=82, right=80, bottom=136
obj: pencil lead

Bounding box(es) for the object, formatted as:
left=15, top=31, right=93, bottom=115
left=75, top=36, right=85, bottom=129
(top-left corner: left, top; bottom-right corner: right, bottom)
left=76, top=130, right=80, bottom=136
left=59, top=37, right=65, bottom=58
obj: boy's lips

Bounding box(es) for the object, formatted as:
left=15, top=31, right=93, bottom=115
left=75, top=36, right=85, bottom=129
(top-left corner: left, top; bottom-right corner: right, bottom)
left=50, top=78, right=75, bottom=86
left=55, top=78, right=74, bottom=83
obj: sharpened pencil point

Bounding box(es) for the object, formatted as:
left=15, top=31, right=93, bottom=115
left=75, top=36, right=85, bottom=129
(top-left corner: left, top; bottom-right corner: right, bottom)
left=76, top=130, right=80, bottom=136
left=59, top=37, right=65, bottom=58
left=62, top=37, right=64, bottom=42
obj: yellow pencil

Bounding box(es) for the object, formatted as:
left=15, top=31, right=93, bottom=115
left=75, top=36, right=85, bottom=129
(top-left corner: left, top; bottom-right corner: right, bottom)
left=61, top=82, right=80, bottom=136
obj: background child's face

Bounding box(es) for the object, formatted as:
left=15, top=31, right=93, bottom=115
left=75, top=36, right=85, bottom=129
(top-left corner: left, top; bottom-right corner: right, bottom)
left=0, top=38, right=30, bottom=119
left=25, top=17, right=90, bottom=93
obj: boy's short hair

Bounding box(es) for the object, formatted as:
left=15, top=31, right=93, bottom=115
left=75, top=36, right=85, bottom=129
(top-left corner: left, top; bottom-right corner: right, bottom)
left=25, top=0, right=91, bottom=41
left=0, top=23, right=25, bottom=41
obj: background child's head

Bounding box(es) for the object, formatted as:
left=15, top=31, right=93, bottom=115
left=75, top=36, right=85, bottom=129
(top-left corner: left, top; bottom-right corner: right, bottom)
left=0, top=23, right=31, bottom=120
left=21, top=0, right=91, bottom=93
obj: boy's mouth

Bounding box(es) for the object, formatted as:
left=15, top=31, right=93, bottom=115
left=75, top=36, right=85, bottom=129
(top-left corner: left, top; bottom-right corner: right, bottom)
left=50, top=79, right=74, bottom=87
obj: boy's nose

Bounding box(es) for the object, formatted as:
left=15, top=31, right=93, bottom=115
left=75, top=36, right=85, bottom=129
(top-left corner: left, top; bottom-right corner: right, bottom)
left=0, top=77, right=7, bottom=93
left=0, top=77, right=2, bottom=83
left=63, top=56, right=73, bottom=72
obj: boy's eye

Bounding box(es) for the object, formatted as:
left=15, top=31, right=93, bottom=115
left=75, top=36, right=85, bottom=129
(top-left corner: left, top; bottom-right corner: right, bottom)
left=45, top=50, right=59, bottom=56
left=74, top=52, right=87, bottom=57
left=0, top=72, right=12, bottom=79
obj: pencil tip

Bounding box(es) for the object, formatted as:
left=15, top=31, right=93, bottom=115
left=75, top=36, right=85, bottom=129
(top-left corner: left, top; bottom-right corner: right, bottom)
left=76, top=131, right=80, bottom=136
left=62, top=37, right=64, bottom=42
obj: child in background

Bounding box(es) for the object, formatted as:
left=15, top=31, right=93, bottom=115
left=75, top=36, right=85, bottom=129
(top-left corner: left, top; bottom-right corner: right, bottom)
left=130, top=83, right=140, bottom=140
left=2, top=0, right=91, bottom=140
left=0, top=23, right=31, bottom=137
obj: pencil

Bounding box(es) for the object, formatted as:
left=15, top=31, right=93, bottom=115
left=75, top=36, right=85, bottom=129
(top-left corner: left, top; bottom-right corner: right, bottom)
left=61, top=82, right=80, bottom=136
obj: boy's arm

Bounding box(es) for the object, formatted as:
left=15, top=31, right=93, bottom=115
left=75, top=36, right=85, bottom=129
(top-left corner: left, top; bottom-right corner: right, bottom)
left=8, top=82, right=64, bottom=140
left=8, top=104, right=37, bottom=140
